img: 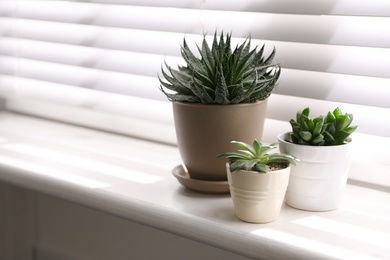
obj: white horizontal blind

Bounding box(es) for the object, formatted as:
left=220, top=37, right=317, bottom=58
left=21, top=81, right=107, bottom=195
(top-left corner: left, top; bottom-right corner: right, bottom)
left=0, top=0, right=389, bottom=143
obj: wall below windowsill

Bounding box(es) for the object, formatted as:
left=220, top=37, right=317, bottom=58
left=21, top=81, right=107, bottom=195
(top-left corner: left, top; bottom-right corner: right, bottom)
left=0, top=111, right=389, bottom=259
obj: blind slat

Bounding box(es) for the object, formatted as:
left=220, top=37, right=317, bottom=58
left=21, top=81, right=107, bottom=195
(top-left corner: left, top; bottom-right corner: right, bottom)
left=3, top=97, right=176, bottom=144
left=2, top=25, right=389, bottom=79
left=0, top=75, right=172, bottom=125
left=0, top=3, right=203, bottom=33
left=0, top=56, right=164, bottom=101
left=0, top=37, right=182, bottom=76
left=275, top=69, right=390, bottom=109
left=1, top=2, right=389, bottom=48
left=10, top=0, right=389, bottom=16
left=0, top=18, right=187, bottom=55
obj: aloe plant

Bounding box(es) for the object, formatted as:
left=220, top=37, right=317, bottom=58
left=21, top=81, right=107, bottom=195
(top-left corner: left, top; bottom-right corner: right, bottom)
left=159, top=31, right=280, bottom=104
left=218, top=140, right=298, bottom=173
left=290, top=107, right=358, bottom=146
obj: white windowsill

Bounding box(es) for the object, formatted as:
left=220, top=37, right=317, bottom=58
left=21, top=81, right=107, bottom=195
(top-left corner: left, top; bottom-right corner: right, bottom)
left=0, top=111, right=389, bottom=259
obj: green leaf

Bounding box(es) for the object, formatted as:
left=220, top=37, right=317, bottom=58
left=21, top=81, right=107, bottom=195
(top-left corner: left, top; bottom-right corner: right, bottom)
left=262, top=47, right=277, bottom=66
left=312, top=134, right=324, bottom=145
left=253, top=44, right=265, bottom=64
left=162, top=92, right=200, bottom=103
left=228, top=83, right=246, bottom=104
left=197, top=39, right=215, bottom=78
left=263, top=154, right=297, bottom=165
left=335, top=114, right=347, bottom=131
left=160, top=66, right=192, bottom=94
left=190, top=80, right=214, bottom=103
left=230, top=141, right=256, bottom=156
left=255, top=164, right=269, bottom=173
left=306, top=118, right=315, bottom=132
left=252, top=139, right=262, bottom=157
left=191, top=66, right=215, bottom=88
left=333, top=130, right=352, bottom=145
left=258, top=144, right=277, bottom=157
left=301, top=120, right=310, bottom=131
left=326, top=111, right=336, bottom=123
left=326, top=123, right=336, bottom=135
left=181, top=39, right=203, bottom=71
left=313, top=118, right=324, bottom=137
left=333, top=107, right=342, bottom=117
left=167, top=66, right=193, bottom=88
left=302, top=107, right=310, bottom=117
left=217, top=151, right=253, bottom=160
left=214, top=66, right=230, bottom=104
left=323, top=131, right=335, bottom=145
left=344, top=125, right=358, bottom=134
left=299, top=131, right=312, bottom=142
left=235, top=48, right=258, bottom=81
left=230, top=159, right=258, bottom=171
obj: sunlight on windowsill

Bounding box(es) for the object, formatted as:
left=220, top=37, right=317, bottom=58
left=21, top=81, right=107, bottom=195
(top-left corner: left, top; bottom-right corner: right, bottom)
left=292, top=215, right=390, bottom=249
left=0, top=155, right=110, bottom=189
left=251, top=227, right=378, bottom=260
left=1, top=143, right=164, bottom=184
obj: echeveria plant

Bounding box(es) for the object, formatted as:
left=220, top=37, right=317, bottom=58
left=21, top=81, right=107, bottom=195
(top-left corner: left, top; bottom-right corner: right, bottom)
left=218, top=140, right=298, bottom=173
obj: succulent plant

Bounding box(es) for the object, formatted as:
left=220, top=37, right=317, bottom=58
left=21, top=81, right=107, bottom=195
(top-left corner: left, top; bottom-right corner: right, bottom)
left=159, top=31, right=280, bottom=104
left=290, top=107, right=358, bottom=146
left=218, top=140, right=298, bottom=173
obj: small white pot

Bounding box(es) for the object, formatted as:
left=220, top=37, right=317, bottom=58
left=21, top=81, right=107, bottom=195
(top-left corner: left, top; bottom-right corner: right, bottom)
left=227, top=163, right=291, bottom=223
left=278, top=132, right=352, bottom=211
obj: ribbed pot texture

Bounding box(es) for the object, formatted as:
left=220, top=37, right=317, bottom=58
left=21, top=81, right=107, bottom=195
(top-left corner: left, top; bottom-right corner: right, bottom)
left=227, top=163, right=291, bottom=223
left=278, top=132, right=352, bottom=211
left=173, top=100, right=268, bottom=181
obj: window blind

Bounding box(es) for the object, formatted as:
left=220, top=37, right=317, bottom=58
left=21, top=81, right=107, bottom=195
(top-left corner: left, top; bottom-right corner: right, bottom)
left=0, top=0, right=389, bottom=143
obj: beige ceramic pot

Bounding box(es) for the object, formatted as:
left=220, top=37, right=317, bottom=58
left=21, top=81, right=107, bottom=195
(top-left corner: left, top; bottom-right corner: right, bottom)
left=227, top=163, right=291, bottom=223
left=172, top=100, right=268, bottom=183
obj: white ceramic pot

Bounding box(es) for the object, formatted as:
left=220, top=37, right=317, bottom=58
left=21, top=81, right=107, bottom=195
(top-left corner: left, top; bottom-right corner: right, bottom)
left=277, top=132, right=352, bottom=211
left=227, top=163, right=290, bottom=223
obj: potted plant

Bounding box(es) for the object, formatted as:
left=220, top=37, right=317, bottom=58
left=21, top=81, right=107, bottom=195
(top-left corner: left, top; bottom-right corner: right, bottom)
left=277, top=107, right=358, bottom=211
left=160, top=31, right=281, bottom=193
left=218, top=140, right=298, bottom=223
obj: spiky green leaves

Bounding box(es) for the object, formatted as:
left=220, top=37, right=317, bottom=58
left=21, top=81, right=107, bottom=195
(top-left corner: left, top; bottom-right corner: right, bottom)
left=290, top=107, right=358, bottom=146
left=217, top=140, right=298, bottom=173
left=159, top=32, right=280, bottom=104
